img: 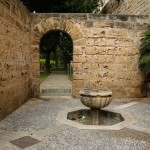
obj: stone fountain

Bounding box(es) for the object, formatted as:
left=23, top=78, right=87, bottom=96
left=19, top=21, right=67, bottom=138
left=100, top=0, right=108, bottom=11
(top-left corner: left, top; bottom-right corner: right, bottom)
left=79, top=88, right=112, bottom=125
left=57, top=87, right=136, bottom=130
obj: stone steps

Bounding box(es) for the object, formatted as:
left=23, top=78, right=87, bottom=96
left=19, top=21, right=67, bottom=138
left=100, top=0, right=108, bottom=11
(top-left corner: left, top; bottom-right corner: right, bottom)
left=40, top=73, right=72, bottom=97
left=41, top=89, right=71, bottom=96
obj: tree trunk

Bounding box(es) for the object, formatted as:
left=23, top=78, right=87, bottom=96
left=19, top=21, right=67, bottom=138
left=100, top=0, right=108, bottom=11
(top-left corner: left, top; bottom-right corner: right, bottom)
left=54, top=52, right=58, bottom=70
left=45, top=52, right=50, bottom=73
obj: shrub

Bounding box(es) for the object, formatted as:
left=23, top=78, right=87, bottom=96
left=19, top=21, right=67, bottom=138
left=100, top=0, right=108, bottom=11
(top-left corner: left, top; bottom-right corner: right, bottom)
left=139, top=26, right=150, bottom=81
left=40, top=59, right=55, bottom=65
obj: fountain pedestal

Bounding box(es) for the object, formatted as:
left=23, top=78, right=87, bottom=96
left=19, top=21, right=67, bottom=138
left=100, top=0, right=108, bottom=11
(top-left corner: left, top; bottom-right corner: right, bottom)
left=90, top=109, right=101, bottom=125
left=79, top=88, right=112, bottom=125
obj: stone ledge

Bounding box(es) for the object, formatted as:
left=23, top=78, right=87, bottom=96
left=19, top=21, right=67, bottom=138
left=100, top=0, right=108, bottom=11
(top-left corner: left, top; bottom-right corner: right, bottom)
left=32, top=13, right=150, bottom=23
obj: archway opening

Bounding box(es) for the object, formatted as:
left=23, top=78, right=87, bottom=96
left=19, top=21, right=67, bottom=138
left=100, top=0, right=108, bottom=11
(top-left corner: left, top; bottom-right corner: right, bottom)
left=40, top=29, right=73, bottom=73
left=39, top=29, right=73, bottom=97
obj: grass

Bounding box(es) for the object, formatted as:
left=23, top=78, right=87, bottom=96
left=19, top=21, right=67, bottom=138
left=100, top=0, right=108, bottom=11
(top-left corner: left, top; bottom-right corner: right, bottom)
left=40, top=72, right=50, bottom=83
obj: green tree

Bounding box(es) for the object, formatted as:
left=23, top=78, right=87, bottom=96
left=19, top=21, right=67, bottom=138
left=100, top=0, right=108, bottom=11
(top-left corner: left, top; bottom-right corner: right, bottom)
left=40, top=30, right=73, bottom=73
left=139, top=26, right=150, bottom=81
left=40, top=30, right=59, bottom=73
left=63, top=0, right=99, bottom=13
left=20, top=0, right=99, bottom=13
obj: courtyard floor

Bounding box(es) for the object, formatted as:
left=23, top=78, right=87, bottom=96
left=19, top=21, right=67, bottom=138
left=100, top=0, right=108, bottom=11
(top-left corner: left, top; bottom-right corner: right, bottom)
left=0, top=73, right=150, bottom=150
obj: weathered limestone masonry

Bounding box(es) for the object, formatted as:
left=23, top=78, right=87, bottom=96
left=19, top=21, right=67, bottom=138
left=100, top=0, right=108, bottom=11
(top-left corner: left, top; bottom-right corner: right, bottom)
left=0, top=0, right=31, bottom=120
left=0, top=0, right=149, bottom=120
left=102, top=0, right=150, bottom=15
left=31, top=14, right=149, bottom=98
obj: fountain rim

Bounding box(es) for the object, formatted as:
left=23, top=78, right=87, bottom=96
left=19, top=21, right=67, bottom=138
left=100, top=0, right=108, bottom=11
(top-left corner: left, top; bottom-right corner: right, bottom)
left=56, top=107, right=137, bottom=130
left=79, top=88, right=112, bottom=97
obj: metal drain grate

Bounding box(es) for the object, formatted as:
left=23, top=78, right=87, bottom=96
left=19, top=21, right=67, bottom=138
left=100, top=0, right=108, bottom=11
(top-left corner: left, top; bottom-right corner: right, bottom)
left=10, top=136, right=40, bottom=149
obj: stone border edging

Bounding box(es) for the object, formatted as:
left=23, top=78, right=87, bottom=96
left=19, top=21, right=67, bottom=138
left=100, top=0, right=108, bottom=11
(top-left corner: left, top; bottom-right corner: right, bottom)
left=56, top=107, right=136, bottom=130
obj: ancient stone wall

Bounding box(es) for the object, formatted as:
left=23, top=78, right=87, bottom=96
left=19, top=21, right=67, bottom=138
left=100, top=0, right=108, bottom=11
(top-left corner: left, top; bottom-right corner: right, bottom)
left=102, top=0, right=150, bottom=15
left=0, top=0, right=31, bottom=120
left=32, top=14, right=149, bottom=98
left=0, top=0, right=149, bottom=120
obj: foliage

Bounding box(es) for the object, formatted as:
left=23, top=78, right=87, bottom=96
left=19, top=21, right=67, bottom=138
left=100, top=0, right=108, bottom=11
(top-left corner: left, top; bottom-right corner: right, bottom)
left=139, top=26, right=150, bottom=79
left=40, top=59, right=45, bottom=65
left=40, top=72, right=49, bottom=83
left=63, top=0, right=99, bottom=13
left=20, top=0, right=99, bottom=13
left=40, top=30, right=73, bottom=73
left=40, top=59, right=55, bottom=65
left=40, top=30, right=73, bottom=63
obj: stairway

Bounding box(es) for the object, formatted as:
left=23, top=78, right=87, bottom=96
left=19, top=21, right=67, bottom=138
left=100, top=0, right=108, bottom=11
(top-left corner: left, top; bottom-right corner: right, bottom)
left=40, top=72, right=72, bottom=97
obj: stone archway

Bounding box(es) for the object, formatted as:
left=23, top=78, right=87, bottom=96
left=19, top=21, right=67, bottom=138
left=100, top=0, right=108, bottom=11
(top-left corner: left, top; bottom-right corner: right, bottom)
left=30, top=18, right=85, bottom=97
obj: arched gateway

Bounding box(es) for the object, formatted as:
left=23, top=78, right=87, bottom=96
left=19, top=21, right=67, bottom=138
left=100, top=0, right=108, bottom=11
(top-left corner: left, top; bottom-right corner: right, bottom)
left=31, top=15, right=85, bottom=97
left=0, top=0, right=149, bottom=120
left=30, top=14, right=149, bottom=98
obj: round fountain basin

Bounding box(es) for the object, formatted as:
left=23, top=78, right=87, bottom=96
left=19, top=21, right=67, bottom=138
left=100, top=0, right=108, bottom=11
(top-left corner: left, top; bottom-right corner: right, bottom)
left=79, top=88, right=112, bottom=109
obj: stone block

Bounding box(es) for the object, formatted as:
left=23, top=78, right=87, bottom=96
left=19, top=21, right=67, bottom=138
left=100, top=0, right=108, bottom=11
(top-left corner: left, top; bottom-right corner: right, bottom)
left=83, top=21, right=93, bottom=28
left=86, top=38, right=94, bottom=46
left=83, top=63, right=100, bottom=70
left=115, top=72, right=134, bottom=80
left=0, top=3, right=4, bottom=17
left=105, top=47, right=127, bottom=55
left=87, top=28, right=108, bottom=37
left=73, top=46, right=85, bottom=55
left=73, top=72, right=84, bottom=80
left=115, top=38, right=134, bottom=47
left=31, top=64, right=40, bottom=73
left=105, top=38, right=116, bottom=46
left=74, top=38, right=86, bottom=46
left=115, top=55, right=127, bottom=63
left=110, top=88, right=126, bottom=97
left=72, top=87, right=80, bottom=98
left=105, top=55, right=115, bottom=63
left=108, top=29, right=128, bottom=37
left=31, top=54, right=40, bottom=63
left=84, top=80, right=102, bottom=88
left=86, top=46, right=106, bottom=55
left=73, top=80, right=84, bottom=88
left=73, top=72, right=97, bottom=80
left=100, top=79, right=116, bottom=88
left=32, top=24, right=45, bottom=36
left=73, top=63, right=83, bottom=72
left=93, top=21, right=114, bottom=28
left=114, top=22, right=134, bottom=29
left=4, top=9, right=16, bottom=25
left=79, top=28, right=87, bottom=37
left=32, top=83, right=40, bottom=98
left=68, top=26, right=80, bottom=36
left=72, top=33, right=84, bottom=41
left=95, top=38, right=106, bottom=46
left=73, top=55, right=86, bottom=63
left=94, top=55, right=106, bottom=63
left=96, top=71, right=115, bottom=79
left=125, top=88, right=142, bottom=98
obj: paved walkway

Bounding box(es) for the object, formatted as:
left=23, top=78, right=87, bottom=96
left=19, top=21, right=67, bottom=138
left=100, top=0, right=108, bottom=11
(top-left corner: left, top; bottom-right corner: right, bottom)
left=0, top=98, right=150, bottom=150
left=40, top=72, right=72, bottom=96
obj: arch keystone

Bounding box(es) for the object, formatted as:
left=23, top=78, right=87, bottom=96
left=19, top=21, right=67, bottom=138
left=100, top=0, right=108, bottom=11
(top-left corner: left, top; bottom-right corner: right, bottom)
left=45, top=18, right=54, bottom=30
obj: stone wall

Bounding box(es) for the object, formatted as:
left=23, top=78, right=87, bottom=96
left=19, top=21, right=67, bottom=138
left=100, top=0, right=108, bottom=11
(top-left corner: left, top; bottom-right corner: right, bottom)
left=0, top=0, right=31, bottom=120
left=0, top=1, right=149, bottom=120
left=102, top=0, right=150, bottom=15
left=32, top=14, right=149, bottom=98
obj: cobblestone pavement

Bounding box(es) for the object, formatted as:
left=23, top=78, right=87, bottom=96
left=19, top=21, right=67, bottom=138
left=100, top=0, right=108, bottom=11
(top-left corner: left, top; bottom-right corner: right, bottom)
left=0, top=98, right=150, bottom=150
